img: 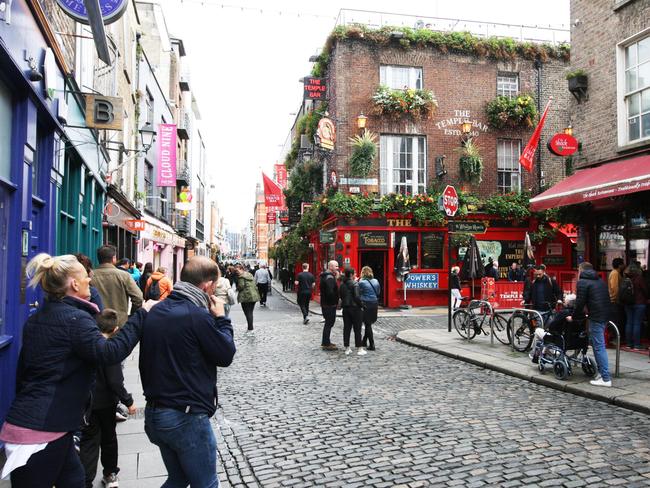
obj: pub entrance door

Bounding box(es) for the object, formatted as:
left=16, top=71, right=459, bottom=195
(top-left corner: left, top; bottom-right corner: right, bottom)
left=359, top=250, right=387, bottom=307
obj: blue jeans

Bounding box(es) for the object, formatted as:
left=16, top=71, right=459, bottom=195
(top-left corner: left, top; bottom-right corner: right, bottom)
left=589, top=321, right=611, bottom=382
left=144, top=407, right=218, bottom=488
left=625, top=304, right=646, bottom=349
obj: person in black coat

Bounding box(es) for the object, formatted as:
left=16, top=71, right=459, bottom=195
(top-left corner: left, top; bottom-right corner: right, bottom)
left=567, top=262, right=613, bottom=387
left=0, top=253, right=145, bottom=487
left=339, top=267, right=366, bottom=356
left=79, top=309, right=136, bottom=488
left=522, top=266, right=562, bottom=312
left=140, top=262, right=153, bottom=293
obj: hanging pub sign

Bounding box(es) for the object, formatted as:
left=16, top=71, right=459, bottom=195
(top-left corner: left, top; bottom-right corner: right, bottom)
left=303, top=77, right=327, bottom=100
left=55, top=0, right=128, bottom=24
left=266, top=212, right=277, bottom=224
left=315, top=117, right=336, bottom=150
left=85, top=95, right=123, bottom=130
left=157, top=123, right=177, bottom=187
left=548, top=133, right=579, bottom=156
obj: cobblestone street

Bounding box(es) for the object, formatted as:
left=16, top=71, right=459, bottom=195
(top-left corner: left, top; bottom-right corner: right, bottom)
left=214, top=294, right=650, bottom=487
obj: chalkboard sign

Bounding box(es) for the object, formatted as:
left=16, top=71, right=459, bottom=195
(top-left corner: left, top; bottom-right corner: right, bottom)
left=422, top=232, right=444, bottom=269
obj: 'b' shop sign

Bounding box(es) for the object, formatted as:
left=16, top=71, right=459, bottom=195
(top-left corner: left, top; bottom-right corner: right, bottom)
left=304, top=77, right=327, bottom=100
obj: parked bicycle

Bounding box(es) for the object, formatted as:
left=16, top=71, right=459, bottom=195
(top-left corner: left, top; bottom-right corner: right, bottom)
left=507, top=302, right=557, bottom=352
left=453, top=298, right=511, bottom=345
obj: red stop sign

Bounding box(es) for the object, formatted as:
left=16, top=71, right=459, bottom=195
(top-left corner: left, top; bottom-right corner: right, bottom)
left=442, top=185, right=459, bottom=217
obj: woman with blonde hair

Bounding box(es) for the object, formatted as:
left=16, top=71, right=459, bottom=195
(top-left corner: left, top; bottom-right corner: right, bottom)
left=0, top=253, right=146, bottom=487
left=358, top=266, right=381, bottom=351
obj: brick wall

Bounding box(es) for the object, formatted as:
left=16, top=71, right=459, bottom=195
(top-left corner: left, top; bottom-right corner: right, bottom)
left=570, top=0, right=650, bottom=165
left=327, top=38, right=570, bottom=197
left=39, top=0, right=76, bottom=69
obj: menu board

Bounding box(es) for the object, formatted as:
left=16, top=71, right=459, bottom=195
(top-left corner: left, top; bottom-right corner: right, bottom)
left=422, top=232, right=444, bottom=269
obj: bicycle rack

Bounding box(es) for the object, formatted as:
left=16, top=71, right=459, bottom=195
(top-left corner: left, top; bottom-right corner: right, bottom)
left=509, top=308, right=545, bottom=352
left=466, top=299, right=495, bottom=345
left=606, top=321, right=621, bottom=378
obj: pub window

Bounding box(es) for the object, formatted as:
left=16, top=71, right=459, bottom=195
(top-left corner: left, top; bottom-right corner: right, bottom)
left=380, top=135, right=426, bottom=195
left=421, top=232, right=444, bottom=269
left=497, top=139, right=521, bottom=193
left=629, top=212, right=650, bottom=268
left=621, top=34, right=650, bottom=143
left=380, top=66, right=423, bottom=90
left=597, top=220, right=626, bottom=271
left=394, top=232, right=418, bottom=270
left=497, top=74, right=519, bottom=98
left=145, top=89, right=154, bottom=126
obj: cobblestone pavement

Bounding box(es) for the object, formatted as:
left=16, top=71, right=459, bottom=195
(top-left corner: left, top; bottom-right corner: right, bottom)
left=215, top=294, right=650, bottom=487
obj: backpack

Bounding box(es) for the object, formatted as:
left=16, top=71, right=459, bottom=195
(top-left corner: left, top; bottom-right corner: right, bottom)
left=147, top=279, right=162, bottom=300
left=619, top=277, right=635, bottom=305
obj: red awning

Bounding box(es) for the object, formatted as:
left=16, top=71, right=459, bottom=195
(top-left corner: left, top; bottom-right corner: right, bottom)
left=530, top=154, right=650, bottom=212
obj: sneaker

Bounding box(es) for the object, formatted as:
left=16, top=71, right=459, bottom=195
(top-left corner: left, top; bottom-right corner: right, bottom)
left=303, top=317, right=309, bottom=325
left=115, top=405, right=128, bottom=422
left=102, top=473, right=119, bottom=488
left=321, top=343, right=338, bottom=351
left=344, top=347, right=352, bottom=355
left=357, top=347, right=367, bottom=356
left=590, top=378, right=612, bottom=387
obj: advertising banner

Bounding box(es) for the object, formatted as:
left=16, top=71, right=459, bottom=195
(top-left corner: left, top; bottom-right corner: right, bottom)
left=157, top=124, right=177, bottom=187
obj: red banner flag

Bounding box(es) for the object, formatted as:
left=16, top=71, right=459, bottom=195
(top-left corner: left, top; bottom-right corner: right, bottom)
left=519, top=100, right=551, bottom=173
left=262, top=172, right=283, bottom=208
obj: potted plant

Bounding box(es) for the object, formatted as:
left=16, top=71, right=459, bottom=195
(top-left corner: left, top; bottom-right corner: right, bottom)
left=459, top=140, right=483, bottom=185
left=372, top=85, right=438, bottom=120
left=485, top=94, right=538, bottom=130
left=567, top=69, right=588, bottom=102
left=348, top=130, right=378, bottom=177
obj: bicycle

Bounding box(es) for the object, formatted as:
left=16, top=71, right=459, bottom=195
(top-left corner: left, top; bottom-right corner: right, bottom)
left=507, top=302, right=557, bottom=352
left=453, top=298, right=511, bottom=345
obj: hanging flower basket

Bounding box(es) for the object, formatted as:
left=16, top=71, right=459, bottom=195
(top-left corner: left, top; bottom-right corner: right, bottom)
left=372, top=85, right=438, bottom=120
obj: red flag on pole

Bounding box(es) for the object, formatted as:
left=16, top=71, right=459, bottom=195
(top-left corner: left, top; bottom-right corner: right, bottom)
left=519, top=100, right=551, bottom=173
left=262, top=172, right=283, bottom=208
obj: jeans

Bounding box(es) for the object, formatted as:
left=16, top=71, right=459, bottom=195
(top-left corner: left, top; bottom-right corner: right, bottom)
left=589, top=320, right=611, bottom=382
left=297, top=293, right=311, bottom=319
left=79, top=405, right=119, bottom=487
left=144, top=407, right=218, bottom=488
left=342, top=307, right=363, bottom=348
left=241, top=302, right=255, bottom=330
left=257, top=283, right=268, bottom=304
left=625, top=304, right=646, bottom=348
left=321, top=306, right=337, bottom=346
left=362, top=302, right=378, bottom=349
left=10, top=433, right=84, bottom=488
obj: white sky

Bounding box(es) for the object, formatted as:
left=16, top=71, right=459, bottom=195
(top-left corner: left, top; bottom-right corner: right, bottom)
left=160, top=0, right=570, bottom=230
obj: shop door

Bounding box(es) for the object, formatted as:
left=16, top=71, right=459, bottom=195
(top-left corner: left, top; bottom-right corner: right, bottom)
left=359, top=250, right=387, bottom=307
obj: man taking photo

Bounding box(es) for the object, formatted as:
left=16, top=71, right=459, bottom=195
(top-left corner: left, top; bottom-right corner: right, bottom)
left=140, top=256, right=236, bottom=486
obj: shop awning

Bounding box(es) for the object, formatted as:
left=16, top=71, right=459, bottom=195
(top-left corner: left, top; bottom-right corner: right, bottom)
left=530, top=154, right=650, bottom=212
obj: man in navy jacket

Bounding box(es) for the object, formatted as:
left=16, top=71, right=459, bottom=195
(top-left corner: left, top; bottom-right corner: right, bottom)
left=140, top=256, right=236, bottom=487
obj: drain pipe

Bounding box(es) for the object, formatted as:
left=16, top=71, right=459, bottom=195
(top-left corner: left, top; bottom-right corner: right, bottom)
left=534, top=55, right=543, bottom=190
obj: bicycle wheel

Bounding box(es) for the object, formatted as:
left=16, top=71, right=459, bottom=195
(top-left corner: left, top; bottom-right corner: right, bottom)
left=492, top=313, right=511, bottom=345
left=508, top=311, right=534, bottom=352
left=453, top=309, right=475, bottom=340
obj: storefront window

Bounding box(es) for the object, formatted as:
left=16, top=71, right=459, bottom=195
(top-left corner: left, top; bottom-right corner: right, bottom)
left=597, top=223, right=625, bottom=270
left=394, top=232, right=418, bottom=269
left=629, top=212, right=650, bottom=267
left=421, top=232, right=444, bottom=269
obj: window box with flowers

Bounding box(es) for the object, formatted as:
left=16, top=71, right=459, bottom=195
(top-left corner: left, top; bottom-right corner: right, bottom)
left=372, top=85, right=438, bottom=120
left=486, top=94, right=538, bottom=130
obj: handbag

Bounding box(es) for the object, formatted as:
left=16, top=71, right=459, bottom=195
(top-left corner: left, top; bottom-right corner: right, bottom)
left=227, top=285, right=237, bottom=305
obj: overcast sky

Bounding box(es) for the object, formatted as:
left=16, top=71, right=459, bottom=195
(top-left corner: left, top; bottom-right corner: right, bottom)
left=160, top=0, right=570, bottom=231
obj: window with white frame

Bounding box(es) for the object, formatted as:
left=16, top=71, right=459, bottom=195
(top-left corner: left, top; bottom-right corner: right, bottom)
left=623, top=35, right=650, bottom=143
left=497, top=74, right=519, bottom=98
left=380, top=66, right=423, bottom=90
left=497, top=139, right=521, bottom=193
left=380, top=135, right=426, bottom=195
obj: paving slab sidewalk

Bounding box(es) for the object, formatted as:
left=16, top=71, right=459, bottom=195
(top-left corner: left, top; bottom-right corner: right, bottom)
left=271, top=281, right=447, bottom=318
left=397, top=328, right=650, bottom=415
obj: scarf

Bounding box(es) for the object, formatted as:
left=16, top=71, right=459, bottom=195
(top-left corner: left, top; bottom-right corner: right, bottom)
left=173, top=281, right=210, bottom=310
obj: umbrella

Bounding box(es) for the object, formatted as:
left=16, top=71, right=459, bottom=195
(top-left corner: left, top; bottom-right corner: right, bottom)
left=460, top=236, right=484, bottom=298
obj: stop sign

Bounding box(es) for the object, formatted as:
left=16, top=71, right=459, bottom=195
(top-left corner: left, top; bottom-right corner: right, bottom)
left=442, top=185, right=459, bottom=217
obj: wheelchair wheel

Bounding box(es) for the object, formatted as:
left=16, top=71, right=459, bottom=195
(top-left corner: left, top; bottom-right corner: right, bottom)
left=582, top=357, right=597, bottom=378
left=553, top=360, right=569, bottom=380
left=453, top=309, right=475, bottom=340
left=492, top=313, right=511, bottom=345
left=508, top=311, right=534, bottom=352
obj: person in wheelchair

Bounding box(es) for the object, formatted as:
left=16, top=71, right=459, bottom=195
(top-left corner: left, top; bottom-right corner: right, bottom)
left=530, top=294, right=576, bottom=363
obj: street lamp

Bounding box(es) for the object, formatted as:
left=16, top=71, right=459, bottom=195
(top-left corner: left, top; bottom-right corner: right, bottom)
left=564, top=125, right=573, bottom=136
left=356, top=112, right=368, bottom=131
left=139, top=123, right=157, bottom=152
left=460, top=120, right=472, bottom=145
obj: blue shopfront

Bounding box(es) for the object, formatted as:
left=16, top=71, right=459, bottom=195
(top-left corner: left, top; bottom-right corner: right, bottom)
left=0, top=0, right=103, bottom=424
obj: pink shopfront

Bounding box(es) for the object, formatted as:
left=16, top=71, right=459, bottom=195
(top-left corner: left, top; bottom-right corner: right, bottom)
left=138, top=216, right=186, bottom=283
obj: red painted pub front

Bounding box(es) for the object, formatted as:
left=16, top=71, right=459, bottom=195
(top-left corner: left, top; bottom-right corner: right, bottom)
left=301, top=212, right=576, bottom=309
